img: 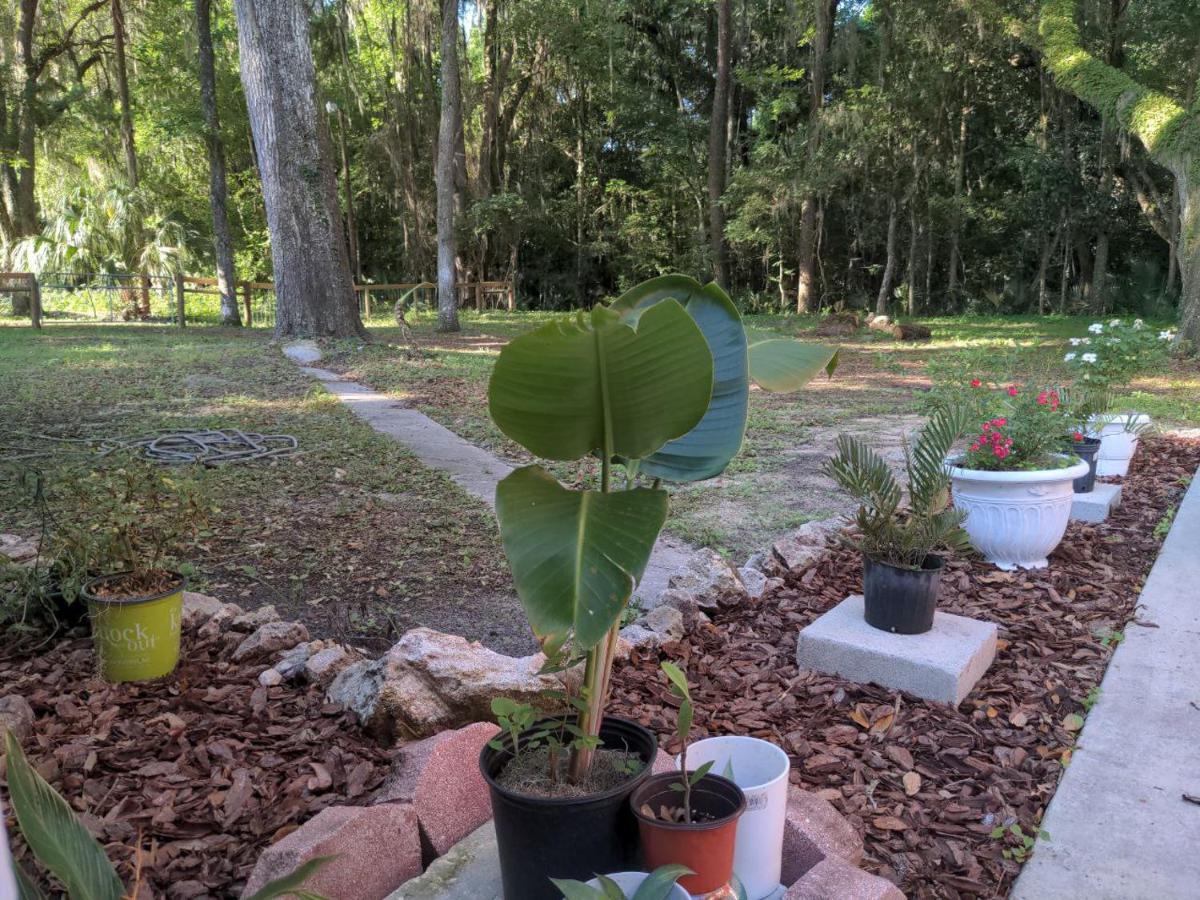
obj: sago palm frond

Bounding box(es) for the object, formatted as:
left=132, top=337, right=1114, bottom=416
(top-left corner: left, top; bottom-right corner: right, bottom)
left=823, top=433, right=901, bottom=519
left=907, top=406, right=968, bottom=515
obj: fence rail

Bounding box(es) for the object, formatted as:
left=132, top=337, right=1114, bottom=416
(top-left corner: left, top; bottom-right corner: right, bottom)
left=0, top=273, right=516, bottom=328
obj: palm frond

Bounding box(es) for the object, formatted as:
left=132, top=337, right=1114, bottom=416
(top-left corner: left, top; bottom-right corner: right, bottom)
left=823, top=433, right=901, bottom=518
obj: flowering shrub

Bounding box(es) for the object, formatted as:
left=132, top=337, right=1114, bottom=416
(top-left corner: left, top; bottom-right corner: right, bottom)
left=1062, top=319, right=1172, bottom=412
left=955, top=383, right=1075, bottom=471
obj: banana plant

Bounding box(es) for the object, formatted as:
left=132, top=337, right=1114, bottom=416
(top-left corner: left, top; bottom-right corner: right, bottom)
left=552, top=864, right=694, bottom=900
left=3, top=731, right=331, bottom=900
left=489, top=275, right=836, bottom=782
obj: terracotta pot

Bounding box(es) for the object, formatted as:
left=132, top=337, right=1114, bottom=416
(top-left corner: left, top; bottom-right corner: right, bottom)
left=630, top=772, right=745, bottom=895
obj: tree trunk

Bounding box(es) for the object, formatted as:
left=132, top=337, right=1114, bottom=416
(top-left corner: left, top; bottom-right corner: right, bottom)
left=947, top=99, right=968, bottom=299
left=111, top=0, right=139, bottom=188
left=195, top=0, right=240, bottom=326
left=796, top=0, right=837, bottom=312
left=1178, top=174, right=1199, bottom=346
left=906, top=203, right=920, bottom=315
left=707, top=0, right=731, bottom=284
left=232, top=0, right=365, bottom=339
left=435, top=0, right=461, bottom=331
left=876, top=198, right=899, bottom=316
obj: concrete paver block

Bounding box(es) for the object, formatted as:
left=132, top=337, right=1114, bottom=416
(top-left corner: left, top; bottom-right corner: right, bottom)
left=780, top=785, right=864, bottom=885
left=795, top=595, right=997, bottom=705
left=1070, top=483, right=1122, bottom=524
left=784, top=859, right=905, bottom=900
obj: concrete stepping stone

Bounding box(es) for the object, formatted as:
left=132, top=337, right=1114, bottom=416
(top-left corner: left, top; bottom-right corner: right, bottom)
left=795, top=596, right=997, bottom=705
left=1070, top=483, right=1122, bottom=524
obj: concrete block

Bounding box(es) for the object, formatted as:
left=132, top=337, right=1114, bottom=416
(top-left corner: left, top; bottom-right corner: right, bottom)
left=781, top=785, right=863, bottom=885
left=795, top=596, right=996, bottom=706
left=1070, top=482, right=1122, bottom=524
left=784, top=859, right=905, bottom=900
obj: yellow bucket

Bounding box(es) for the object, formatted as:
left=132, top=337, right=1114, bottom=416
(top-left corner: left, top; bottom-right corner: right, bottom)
left=84, top=572, right=184, bottom=683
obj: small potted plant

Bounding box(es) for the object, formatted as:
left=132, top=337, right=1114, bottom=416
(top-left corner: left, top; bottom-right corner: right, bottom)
left=631, top=663, right=746, bottom=896
left=822, top=407, right=970, bottom=634
left=552, top=865, right=694, bottom=900
left=73, top=462, right=203, bottom=682
left=943, top=382, right=1087, bottom=570
left=1062, top=319, right=1170, bottom=476
left=480, top=275, right=835, bottom=898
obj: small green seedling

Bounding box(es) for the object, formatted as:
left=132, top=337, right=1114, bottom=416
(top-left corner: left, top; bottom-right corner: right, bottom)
left=551, top=865, right=694, bottom=900
left=660, top=661, right=713, bottom=824
left=989, top=822, right=1050, bottom=862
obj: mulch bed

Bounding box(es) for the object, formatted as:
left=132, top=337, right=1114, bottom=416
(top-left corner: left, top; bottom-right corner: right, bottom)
left=1, top=625, right=389, bottom=898
left=611, top=436, right=1200, bottom=899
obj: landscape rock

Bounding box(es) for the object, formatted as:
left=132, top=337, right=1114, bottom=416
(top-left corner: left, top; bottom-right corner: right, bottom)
left=240, top=804, right=420, bottom=900
left=230, top=605, right=281, bottom=632
left=780, top=784, right=864, bottom=885
left=738, top=565, right=770, bottom=599
left=667, top=550, right=745, bottom=608
left=0, top=695, right=35, bottom=744
left=274, top=643, right=315, bottom=680
left=783, top=858, right=904, bottom=899
left=866, top=314, right=892, bottom=332
left=0, top=534, right=38, bottom=566
left=232, top=621, right=310, bottom=663
left=619, top=605, right=685, bottom=651
left=258, top=669, right=283, bottom=688
left=773, top=518, right=842, bottom=572
left=373, top=721, right=500, bottom=856
left=654, top=588, right=708, bottom=630
left=181, top=592, right=228, bottom=629
left=328, top=627, right=580, bottom=743
left=304, top=646, right=354, bottom=684
left=197, top=603, right=247, bottom=640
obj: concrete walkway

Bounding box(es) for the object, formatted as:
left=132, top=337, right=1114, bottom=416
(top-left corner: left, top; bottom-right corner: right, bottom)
left=291, top=352, right=700, bottom=606
left=1012, top=469, right=1200, bottom=900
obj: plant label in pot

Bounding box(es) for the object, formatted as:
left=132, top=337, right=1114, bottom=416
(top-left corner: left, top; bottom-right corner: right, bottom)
left=679, top=736, right=790, bottom=900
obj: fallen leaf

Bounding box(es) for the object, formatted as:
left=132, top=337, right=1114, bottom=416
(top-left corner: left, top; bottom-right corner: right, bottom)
left=902, top=772, right=921, bottom=796
left=1009, top=710, right=1029, bottom=728
left=1062, top=713, right=1085, bottom=732
left=873, top=815, right=908, bottom=831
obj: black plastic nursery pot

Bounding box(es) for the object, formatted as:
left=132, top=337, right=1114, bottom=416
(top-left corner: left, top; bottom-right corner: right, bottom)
left=479, top=715, right=658, bottom=900
left=862, top=554, right=944, bottom=635
left=1068, top=437, right=1102, bottom=493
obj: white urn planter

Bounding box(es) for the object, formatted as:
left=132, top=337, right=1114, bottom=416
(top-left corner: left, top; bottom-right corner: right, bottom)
left=947, top=455, right=1090, bottom=570
left=1089, top=413, right=1151, bottom=477
left=680, top=736, right=790, bottom=900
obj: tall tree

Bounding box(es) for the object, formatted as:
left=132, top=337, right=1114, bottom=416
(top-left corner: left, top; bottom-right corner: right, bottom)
left=796, top=0, right=837, bottom=312
left=110, top=0, right=138, bottom=187
left=1040, top=0, right=1200, bottom=345
left=195, top=0, right=240, bottom=326
left=707, top=0, right=731, bottom=284
left=232, top=0, right=365, bottom=339
left=435, top=0, right=461, bottom=331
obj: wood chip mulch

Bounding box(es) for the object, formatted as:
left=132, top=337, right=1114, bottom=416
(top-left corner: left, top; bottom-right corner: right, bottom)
left=1, top=624, right=390, bottom=898
left=611, top=436, right=1200, bottom=899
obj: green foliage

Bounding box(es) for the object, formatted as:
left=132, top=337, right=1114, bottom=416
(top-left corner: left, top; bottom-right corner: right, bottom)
left=551, top=865, right=694, bottom=900
left=823, top=408, right=970, bottom=569
left=937, top=381, right=1077, bottom=470
left=659, top=661, right=710, bottom=824
left=1061, top=318, right=1174, bottom=411
left=989, top=821, right=1050, bottom=863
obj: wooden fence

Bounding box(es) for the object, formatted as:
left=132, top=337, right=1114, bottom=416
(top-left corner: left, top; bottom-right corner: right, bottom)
left=1, top=273, right=516, bottom=328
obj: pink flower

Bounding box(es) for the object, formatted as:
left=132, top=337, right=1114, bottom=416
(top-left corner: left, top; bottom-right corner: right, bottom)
left=970, top=378, right=982, bottom=388
left=1073, top=431, right=1084, bottom=441
left=1037, top=392, right=1049, bottom=406
left=994, top=446, right=1010, bottom=459
left=993, top=418, right=1007, bottom=427
left=970, top=442, right=981, bottom=452
left=982, top=422, right=991, bottom=432
left=1007, top=386, right=1019, bottom=397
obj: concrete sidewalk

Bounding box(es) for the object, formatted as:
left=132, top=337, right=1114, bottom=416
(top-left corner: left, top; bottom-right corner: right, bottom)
left=1012, top=469, right=1200, bottom=899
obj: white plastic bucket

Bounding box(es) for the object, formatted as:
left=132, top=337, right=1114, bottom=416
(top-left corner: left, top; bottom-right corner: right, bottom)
left=1089, top=413, right=1150, bottom=477
left=679, top=736, right=790, bottom=900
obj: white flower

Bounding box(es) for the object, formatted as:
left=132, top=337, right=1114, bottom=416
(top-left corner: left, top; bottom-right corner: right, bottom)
left=1069, top=337, right=1084, bottom=346
left=1081, top=352, right=1098, bottom=363
left=1109, top=318, right=1121, bottom=327
left=1110, top=337, right=1121, bottom=343
left=1064, top=352, right=1077, bottom=362
left=1088, top=323, right=1104, bottom=334
left=1133, top=319, right=1144, bottom=329
left=1159, top=330, right=1176, bottom=341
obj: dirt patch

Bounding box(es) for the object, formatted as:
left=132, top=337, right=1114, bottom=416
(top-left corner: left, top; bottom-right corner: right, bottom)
left=611, top=437, right=1200, bottom=898
left=1, top=621, right=391, bottom=898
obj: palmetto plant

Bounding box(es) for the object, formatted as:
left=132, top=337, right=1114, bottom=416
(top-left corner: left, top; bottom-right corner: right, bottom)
left=489, top=275, right=836, bottom=783
left=823, top=408, right=970, bottom=570
left=3, top=731, right=329, bottom=900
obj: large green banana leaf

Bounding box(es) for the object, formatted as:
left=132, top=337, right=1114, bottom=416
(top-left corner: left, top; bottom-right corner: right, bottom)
left=611, top=275, right=749, bottom=482
left=747, top=340, right=839, bottom=392
left=4, top=731, right=124, bottom=900
left=495, top=465, right=668, bottom=649
left=488, top=301, right=713, bottom=462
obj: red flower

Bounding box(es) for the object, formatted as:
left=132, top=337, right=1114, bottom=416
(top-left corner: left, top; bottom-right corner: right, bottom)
left=970, top=378, right=982, bottom=388
left=1037, top=392, right=1049, bottom=406
left=982, top=422, right=991, bottom=432
left=970, top=441, right=981, bottom=452
left=1007, top=386, right=1019, bottom=397
left=994, top=446, right=1010, bottom=459
left=1073, top=431, right=1084, bottom=441
left=994, top=417, right=1007, bottom=427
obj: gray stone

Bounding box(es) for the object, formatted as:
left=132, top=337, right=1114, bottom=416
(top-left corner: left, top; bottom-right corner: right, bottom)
left=181, top=592, right=229, bottom=629
left=304, top=646, right=353, bottom=683
left=667, top=549, right=745, bottom=608
left=619, top=604, right=685, bottom=651
left=795, top=595, right=997, bottom=706
left=773, top=519, right=842, bottom=572
left=386, top=821, right=502, bottom=899
left=232, top=621, right=310, bottom=663
left=1011, top=472, right=1200, bottom=900
left=276, top=643, right=315, bottom=679
left=197, top=602, right=246, bottom=639
left=739, top=565, right=771, bottom=599
left=231, top=604, right=281, bottom=631
left=258, top=668, right=283, bottom=687
left=281, top=340, right=322, bottom=364
left=1070, top=483, right=1122, bottom=524
left=0, top=695, right=35, bottom=743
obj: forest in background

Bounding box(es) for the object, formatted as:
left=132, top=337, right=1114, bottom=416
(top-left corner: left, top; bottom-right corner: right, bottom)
left=1, top=0, right=1197, bottom=322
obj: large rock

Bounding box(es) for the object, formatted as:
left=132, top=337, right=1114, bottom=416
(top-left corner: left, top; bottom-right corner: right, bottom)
left=232, top=621, right=309, bottom=663
left=304, top=645, right=354, bottom=684
left=0, top=695, right=35, bottom=744
left=241, top=804, right=420, bottom=900
left=373, top=721, right=499, bottom=856
left=327, top=628, right=579, bottom=743
left=181, top=592, right=233, bottom=630
left=773, top=518, right=842, bottom=572
left=666, top=550, right=746, bottom=609
left=230, top=605, right=282, bottom=632
left=619, top=605, right=685, bottom=651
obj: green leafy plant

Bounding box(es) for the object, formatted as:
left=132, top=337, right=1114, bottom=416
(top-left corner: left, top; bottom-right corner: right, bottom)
left=936, top=381, right=1077, bottom=471
left=989, top=821, right=1050, bottom=863
left=1062, top=319, right=1173, bottom=415
left=551, top=864, right=694, bottom=900
left=3, top=730, right=330, bottom=899
left=822, top=408, right=970, bottom=569
left=488, top=274, right=836, bottom=783
left=659, top=662, right=711, bottom=824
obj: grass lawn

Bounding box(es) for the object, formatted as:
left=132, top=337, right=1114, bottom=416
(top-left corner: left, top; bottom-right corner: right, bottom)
left=326, top=309, right=1200, bottom=559
left=0, top=324, right=526, bottom=654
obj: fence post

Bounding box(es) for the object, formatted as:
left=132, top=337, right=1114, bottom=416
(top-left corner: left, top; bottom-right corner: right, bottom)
left=475, top=282, right=483, bottom=311
left=174, top=273, right=186, bottom=327
left=363, top=287, right=371, bottom=318
left=140, top=273, right=152, bottom=317
left=29, top=275, right=41, bottom=329
left=507, top=281, right=515, bottom=312
left=242, top=282, right=253, bottom=326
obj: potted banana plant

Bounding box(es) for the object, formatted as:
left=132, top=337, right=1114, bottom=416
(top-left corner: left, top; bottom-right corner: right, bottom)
left=480, top=275, right=836, bottom=899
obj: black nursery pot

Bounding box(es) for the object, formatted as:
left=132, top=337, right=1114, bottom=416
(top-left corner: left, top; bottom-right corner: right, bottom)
left=862, top=554, right=944, bottom=635
left=479, top=715, right=658, bottom=900
left=1068, top=436, right=1102, bottom=493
